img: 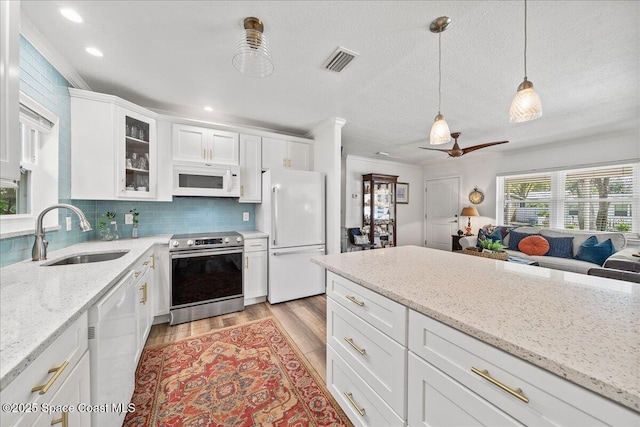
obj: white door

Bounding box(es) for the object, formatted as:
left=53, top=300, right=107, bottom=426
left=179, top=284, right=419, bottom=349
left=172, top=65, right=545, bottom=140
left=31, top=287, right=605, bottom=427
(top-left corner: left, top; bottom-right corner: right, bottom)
left=173, top=123, right=207, bottom=162
left=268, top=245, right=326, bottom=304
left=210, top=129, right=239, bottom=165
left=262, top=137, right=287, bottom=170
left=271, top=170, right=325, bottom=248
left=239, top=134, right=262, bottom=202
left=288, top=140, right=311, bottom=170
left=425, top=177, right=459, bottom=250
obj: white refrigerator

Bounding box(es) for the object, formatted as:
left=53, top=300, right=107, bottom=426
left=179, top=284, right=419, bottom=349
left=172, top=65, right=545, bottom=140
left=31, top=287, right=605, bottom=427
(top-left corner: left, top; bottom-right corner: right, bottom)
left=256, top=169, right=326, bottom=303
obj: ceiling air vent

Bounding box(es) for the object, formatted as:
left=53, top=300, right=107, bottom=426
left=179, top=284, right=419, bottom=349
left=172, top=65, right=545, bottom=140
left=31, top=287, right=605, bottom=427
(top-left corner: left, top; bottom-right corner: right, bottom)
left=323, top=47, right=359, bottom=73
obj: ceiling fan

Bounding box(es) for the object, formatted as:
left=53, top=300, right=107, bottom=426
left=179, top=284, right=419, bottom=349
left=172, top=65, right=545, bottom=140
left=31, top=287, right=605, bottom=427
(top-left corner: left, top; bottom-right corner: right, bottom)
left=419, top=132, right=508, bottom=157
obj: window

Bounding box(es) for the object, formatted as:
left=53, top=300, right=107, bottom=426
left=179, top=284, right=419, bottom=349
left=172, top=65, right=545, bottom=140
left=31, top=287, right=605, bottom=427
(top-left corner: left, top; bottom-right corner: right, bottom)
left=497, top=163, right=639, bottom=234
left=0, top=93, right=59, bottom=237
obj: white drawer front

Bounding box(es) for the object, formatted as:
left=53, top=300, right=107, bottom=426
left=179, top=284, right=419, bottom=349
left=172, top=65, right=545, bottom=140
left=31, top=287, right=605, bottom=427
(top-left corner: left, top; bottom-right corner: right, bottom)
left=132, top=250, right=153, bottom=282
left=408, top=310, right=640, bottom=426
left=328, top=297, right=406, bottom=417
left=326, top=271, right=407, bottom=344
left=327, top=346, right=405, bottom=427
left=0, top=312, right=88, bottom=427
left=244, top=238, right=267, bottom=252
left=408, top=353, right=522, bottom=427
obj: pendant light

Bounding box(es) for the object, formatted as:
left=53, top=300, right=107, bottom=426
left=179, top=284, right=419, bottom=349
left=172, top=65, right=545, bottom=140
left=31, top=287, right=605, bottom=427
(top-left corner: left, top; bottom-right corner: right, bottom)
left=232, top=17, right=274, bottom=78
left=510, top=0, right=542, bottom=122
left=429, top=17, right=452, bottom=145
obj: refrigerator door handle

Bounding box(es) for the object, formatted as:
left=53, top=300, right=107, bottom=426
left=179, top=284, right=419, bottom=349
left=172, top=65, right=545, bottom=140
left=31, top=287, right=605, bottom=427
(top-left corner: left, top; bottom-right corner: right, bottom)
left=272, top=186, right=279, bottom=246
left=272, top=247, right=325, bottom=256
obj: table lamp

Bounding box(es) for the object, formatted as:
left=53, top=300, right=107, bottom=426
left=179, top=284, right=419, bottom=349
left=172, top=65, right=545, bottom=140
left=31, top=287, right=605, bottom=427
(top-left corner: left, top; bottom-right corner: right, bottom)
left=460, top=206, right=479, bottom=236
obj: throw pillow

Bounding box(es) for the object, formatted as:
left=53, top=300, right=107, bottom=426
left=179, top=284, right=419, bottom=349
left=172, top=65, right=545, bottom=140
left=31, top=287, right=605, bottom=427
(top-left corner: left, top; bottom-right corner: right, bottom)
left=575, top=236, right=615, bottom=266
left=508, top=230, right=535, bottom=251
left=518, top=235, right=550, bottom=256
left=545, top=236, right=575, bottom=258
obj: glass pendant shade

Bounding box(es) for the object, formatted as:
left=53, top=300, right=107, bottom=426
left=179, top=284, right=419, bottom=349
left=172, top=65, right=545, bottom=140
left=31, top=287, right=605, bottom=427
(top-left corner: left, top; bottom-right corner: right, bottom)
left=510, top=79, right=542, bottom=122
left=430, top=114, right=451, bottom=145
left=232, top=24, right=274, bottom=78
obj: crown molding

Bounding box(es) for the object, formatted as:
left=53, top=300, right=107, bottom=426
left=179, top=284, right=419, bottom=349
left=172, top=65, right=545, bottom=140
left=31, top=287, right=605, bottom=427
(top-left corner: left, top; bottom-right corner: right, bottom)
left=20, top=12, right=91, bottom=90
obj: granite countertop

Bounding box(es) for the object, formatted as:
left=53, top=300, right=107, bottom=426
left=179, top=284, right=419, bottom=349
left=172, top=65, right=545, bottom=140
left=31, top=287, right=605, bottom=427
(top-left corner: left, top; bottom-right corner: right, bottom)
left=0, top=235, right=172, bottom=391
left=238, top=230, right=269, bottom=239
left=312, top=245, right=640, bottom=413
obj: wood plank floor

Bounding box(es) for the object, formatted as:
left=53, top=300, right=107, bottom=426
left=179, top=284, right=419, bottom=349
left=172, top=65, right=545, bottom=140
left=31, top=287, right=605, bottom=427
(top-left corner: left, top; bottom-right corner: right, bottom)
left=146, top=294, right=328, bottom=381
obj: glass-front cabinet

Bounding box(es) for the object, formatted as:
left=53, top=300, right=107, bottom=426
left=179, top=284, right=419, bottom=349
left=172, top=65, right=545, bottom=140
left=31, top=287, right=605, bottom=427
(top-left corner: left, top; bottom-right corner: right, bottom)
left=362, top=173, right=398, bottom=248
left=119, top=108, right=156, bottom=199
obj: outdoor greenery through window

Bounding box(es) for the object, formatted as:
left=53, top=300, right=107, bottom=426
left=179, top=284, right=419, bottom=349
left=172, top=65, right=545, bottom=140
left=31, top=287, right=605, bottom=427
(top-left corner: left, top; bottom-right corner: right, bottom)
left=497, top=163, right=639, bottom=233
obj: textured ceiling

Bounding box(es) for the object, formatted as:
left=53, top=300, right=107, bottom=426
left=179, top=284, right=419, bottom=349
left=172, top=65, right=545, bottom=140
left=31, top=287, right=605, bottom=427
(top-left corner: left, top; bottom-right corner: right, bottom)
left=22, top=1, right=640, bottom=165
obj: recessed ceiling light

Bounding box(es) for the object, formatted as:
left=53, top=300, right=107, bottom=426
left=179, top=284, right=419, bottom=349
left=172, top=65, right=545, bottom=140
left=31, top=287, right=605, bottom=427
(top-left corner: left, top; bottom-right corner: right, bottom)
left=203, top=106, right=213, bottom=112
left=376, top=151, right=390, bottom=156
left=85, top=47, right=103, bottom=57
left=60, top=8, right=83, bottom=23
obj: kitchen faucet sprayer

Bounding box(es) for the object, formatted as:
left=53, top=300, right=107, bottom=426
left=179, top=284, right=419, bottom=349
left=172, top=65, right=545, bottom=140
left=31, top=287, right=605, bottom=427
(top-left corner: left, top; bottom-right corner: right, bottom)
left=32, top=204, right=93, bottom=261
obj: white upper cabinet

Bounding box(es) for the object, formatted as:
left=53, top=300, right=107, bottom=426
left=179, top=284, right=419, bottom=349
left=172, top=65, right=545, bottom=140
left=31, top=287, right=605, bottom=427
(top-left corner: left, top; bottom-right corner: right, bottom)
left=69, top=89, right=159, bottom=200
left=262, top=137, right=312, bottom=171
left=239, top=134, right=262, bottom=203
left=0, top=0, right=20, bottom=185
left=173, top=123, right=238, bottom=165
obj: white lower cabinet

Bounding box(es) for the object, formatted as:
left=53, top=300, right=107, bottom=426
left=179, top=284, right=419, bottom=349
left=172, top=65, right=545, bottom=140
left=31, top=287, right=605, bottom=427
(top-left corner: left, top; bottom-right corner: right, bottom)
left=243, top=237, right=268, bottom=305
left=0, top=313, right=89, bottom=427
left=325, top=271, right=407, bottom=426
left=153, top=245, right=171, bottom=317
left=408, top=309, right=640, bottom=427
left=30, top=353, right=91, bottom=427
left=408, top=352, right=521, bottom=426
left=133, top=250, right=154, bottom=362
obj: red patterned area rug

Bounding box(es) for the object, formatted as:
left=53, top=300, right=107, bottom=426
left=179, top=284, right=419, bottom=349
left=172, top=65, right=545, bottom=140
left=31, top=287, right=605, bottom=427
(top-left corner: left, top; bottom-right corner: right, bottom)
left=123, top=317, right=352, bottom=427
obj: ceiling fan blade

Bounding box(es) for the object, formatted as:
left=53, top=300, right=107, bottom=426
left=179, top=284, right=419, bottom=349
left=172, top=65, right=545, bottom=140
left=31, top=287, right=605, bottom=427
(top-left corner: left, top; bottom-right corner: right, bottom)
left=461, top=140, right=509, bottom=155
left=418, top=146, right=453, bottom=153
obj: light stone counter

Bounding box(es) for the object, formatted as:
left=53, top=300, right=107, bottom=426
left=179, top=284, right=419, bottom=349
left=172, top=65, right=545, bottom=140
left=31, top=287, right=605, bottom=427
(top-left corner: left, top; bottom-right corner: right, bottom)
left=0, top=235, right=171, bottom=391
left=311, top=245, right=640, bottom=413
left=238, top=230, right=269, bottom=239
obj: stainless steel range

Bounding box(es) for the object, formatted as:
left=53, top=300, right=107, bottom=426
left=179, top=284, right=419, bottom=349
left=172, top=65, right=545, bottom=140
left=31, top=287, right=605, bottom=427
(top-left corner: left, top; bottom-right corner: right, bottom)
left=169, top=231, right=244, bottom=325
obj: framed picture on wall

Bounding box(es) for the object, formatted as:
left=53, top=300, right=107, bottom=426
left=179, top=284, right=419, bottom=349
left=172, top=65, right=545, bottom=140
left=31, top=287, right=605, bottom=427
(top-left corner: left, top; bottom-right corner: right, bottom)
left=396, top=182, right=409, bottom=204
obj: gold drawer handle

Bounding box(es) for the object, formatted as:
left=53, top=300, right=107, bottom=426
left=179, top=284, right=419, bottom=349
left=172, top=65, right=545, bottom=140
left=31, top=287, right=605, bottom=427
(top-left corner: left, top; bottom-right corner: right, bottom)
left=141, top=283, right=148, bottom=304
left=345, top=295, right=364, bottom=307
left=51, top=411, right=68, bottom=427
left=250, top=244, right=262, bottom=247
left=31, top=361, right=69, bottom=395
left=245, top=256, right=249, bottom=269
left=151, top=253, right=155, bottom=269
left=344, top=337, right=366, bottom=355
left=471, top=367, right=529, bottom=404
left=135, top=271, right=141, bottom=278
left=343, top=391, right=365, bottom=416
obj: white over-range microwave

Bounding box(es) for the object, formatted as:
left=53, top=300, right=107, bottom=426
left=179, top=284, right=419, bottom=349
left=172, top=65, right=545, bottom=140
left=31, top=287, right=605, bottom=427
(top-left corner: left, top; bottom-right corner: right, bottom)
left=173, top=164, right=240, bottom=197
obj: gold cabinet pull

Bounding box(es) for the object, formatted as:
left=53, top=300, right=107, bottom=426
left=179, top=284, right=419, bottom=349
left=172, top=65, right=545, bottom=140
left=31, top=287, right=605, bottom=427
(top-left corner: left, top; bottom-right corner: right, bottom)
left=209, top=148, right=213, bottom=160
left=31, top=361, right=69, bottom=395
left=240, top=185, right=244, bottom=197
left=245, top=256, right=249, bottom=269
left=283, top=158, right=287, bottom=167
left=51, top=411, right=68, bottom=427
left=141, top=283, right=148, bottom=305
left=345, top=295, right=364, bottom=307
left=343, top=391, right=365, bottom=416
left=471, top=367, right=529, bottom=403
left=151, top=253, right=155, bottom=269
left=135, top=271, right=141, bottom=278
left=250, top=244, right=262, bottom=247
left=203, top=148, right=206, bottom=159
left=344, top=337, right=366, bottom=355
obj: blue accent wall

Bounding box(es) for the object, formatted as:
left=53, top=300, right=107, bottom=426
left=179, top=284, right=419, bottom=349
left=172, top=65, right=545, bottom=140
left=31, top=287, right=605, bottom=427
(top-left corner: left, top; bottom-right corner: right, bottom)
left=0, top=37, right=255, bottom=268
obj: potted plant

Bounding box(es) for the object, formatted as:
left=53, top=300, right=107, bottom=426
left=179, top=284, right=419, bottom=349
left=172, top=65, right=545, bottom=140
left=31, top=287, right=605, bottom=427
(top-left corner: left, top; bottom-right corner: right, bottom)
left=480, top=238, right=505, bottom=253
left=130, top=208, right=139, bottom=238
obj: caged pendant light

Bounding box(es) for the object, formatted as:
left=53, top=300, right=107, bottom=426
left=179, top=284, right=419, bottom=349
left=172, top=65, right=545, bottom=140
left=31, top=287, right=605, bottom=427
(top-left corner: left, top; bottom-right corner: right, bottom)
left=232, top=17, right=274, bottom=78
left=510, top=0, right=542, bottom=122
left=429, top=16, right=452, bottom=145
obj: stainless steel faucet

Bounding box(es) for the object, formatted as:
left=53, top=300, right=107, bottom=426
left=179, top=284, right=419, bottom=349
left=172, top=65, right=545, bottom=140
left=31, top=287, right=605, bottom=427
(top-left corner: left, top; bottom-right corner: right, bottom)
left=32, top=204, right=93, bottom=261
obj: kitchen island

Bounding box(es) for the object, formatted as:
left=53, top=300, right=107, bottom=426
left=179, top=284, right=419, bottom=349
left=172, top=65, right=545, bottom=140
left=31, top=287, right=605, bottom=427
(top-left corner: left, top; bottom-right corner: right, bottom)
left=312, top=245, right=639, bottom=425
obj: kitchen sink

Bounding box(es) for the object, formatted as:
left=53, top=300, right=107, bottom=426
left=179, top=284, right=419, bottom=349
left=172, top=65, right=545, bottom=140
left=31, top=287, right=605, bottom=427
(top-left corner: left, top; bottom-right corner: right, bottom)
left=43, top=250, right=130, bottom=266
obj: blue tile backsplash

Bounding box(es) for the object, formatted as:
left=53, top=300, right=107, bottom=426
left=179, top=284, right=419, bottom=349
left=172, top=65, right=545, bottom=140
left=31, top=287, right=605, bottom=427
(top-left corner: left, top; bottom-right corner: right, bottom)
left=0, top=37, right=255, bottom=268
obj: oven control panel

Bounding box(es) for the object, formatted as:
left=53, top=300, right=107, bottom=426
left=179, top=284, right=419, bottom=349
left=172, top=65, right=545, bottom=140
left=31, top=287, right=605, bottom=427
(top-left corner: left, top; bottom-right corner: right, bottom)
left=170, top=232, right=243, bottom=251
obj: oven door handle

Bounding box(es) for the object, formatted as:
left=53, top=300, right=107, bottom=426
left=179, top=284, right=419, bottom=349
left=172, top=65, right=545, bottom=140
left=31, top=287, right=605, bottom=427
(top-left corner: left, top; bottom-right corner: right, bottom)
left=170, top=248, right=243, bottom=259
left=272, top=247, right=325, bottom=257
